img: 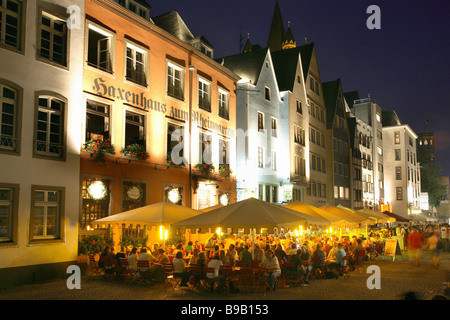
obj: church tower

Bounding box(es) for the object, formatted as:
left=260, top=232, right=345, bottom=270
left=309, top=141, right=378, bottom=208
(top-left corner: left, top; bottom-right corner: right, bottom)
left=282, top=21, right=296, bottom=49
left=267, top=0, right=285, bottom=52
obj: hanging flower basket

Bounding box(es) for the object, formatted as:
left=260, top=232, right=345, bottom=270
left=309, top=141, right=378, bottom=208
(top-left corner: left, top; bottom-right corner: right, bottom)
left=218, top=164, right=232, bottom=178
left=121, top=143, right=149, bottom=160
left=83, top=139, right=115, bottom=162
left=195, top=161, right=215, bottom=176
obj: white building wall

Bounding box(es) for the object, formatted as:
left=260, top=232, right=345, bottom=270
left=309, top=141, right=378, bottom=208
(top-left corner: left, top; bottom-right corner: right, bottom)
left=0, top=0, right=84, bottom=271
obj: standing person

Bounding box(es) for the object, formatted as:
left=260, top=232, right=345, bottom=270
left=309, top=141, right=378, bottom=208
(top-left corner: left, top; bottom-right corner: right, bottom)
left=205, top=233, right=218, bottom=258
left=260, top=249, right=281, bottom=291
left=407, top=227, right=425, bottom=267
left=440, top=224, right=449, bottom=252
left=427, top=231, right=442, bottom=268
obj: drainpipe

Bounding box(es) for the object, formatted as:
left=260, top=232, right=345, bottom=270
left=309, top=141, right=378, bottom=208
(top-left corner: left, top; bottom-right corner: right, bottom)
left=189, top=61, right=195, bottom=209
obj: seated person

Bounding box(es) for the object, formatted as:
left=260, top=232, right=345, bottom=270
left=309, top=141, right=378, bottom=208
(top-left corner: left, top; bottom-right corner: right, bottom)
left=327, top=243, right=346, bottom=278
left=206, top=255, right=225, bottom=292
left=239, top=245, right=252, bottom=267
left=219, top=250, right=230, bottom=266
left=253, top=245, right=265, bottom=262
left=189, top=248, right=200, bottom=265
left=300, top=246, right=312, bottom=285
left=274, top=244, right=288, bottom=262
left=98, top=246, right=115, bottom=271
left=156, top=248, right=170, bottom=264
left=260, top=249, right=281, bottom=291
left=127, top=247, right=139, bottom=271
left=172, top=251, right=190, bottom=287
left=138, top=247, right=156, bottom=262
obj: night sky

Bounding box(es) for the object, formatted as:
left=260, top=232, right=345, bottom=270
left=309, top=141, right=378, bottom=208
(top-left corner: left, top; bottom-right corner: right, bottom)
left=147, top=0, right=450, bottom=177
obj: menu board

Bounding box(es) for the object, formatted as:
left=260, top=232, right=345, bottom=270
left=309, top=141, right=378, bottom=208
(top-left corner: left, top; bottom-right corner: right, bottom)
left=384, top=239, right=402, bottom=260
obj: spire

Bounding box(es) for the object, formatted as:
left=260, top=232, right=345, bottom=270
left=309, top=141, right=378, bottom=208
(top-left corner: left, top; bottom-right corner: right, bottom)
left=267, top=0, right=285, bottom=52
left=243, top=33, right=253, bottom=53
left=282, top=20, right=296, bottom=49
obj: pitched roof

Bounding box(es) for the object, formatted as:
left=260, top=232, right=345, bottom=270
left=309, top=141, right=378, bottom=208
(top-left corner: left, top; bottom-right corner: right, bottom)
left=297, top=43, right=315, bottom=81
left=217, top=47, right=270, bottom=85
left=135, top=0, right=151, bottom=9
left=382, top=110, right=402, bottom=127
left=271, top=47, right=302, bottom=92
left=322, top=80, right=340, bottom=128
left=152, top=11, right=194, bottom=42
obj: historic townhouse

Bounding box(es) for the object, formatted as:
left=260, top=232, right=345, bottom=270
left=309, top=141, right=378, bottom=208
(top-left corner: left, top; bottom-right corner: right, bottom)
left=323, top=79, right=352, bottom=208
left=219, top=46, right=287, bottom=203
left=347, top=95, right=385, bottom=211
left=0, top=0, right=85, bottom=285
left=80, top=0, right=239, bottom=239
left=382, top=110, right=421, bottom=219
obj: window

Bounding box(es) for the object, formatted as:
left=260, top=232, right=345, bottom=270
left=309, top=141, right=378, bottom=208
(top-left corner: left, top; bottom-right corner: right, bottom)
left=87, top=23, right=114, bottom=73
left=0, top=184, right=18, bottom=243
left=396, top=187, right=403, bottom=200
left=0, top=82, right=20, bottom=152
left=125, top=110, right=145, bottom=148
left=334, top=186, right=339, bottom=199
left=125, top=42, right=147, bottom=86
left=219, top=139, right=229, bottom=165
left=294, top=125, right=305, bottom=145
left=166, top=122, right=184, bottom=164
left=395, top=149, right=401, bottom=161
left=122, top=180, right=146, bottom=212
left=167, top=62, right=184, bottom=100
left=376, top=113, right=381, bottom=122
left=272, top=151, right=277, bottom=171
left=0, top=0, right=24, bottom=51
left=272, top=186, right=278, bottom=203
left=85, top=99, right=110, bottom=143
left=35, top=95, right=65, bottom=158
left=218, top=88, right=229, bottom=120
left=258, top=147, right=264, bottom=168
left=271, top=118, right=277, bottom=138
left=115, top=0, right=150, bottom=20
left=296, top=100, right=302, bottom=114
left=409, top=137, right=414, bottom=147
left=82, top=179, right=110, bottom=229
left=198, top=77, right=211, bottom=111
left=30, top=186, right=64, bottom=241
left=396, top=167, right=402, bottom=180
left=199, top=132, right=212, bottom=164
left=394, top=131, right=400, bottom=144
left=310, top=127, right=315, bottom=143
left=257, top=112, right=264, bottom=132
left=377, top=146, right=383, bottom=156
left=39, top=12, right=67, bottom=67
left=265, top=87, right=271, bottom=101
left=309, top=76, right=320, bottom=95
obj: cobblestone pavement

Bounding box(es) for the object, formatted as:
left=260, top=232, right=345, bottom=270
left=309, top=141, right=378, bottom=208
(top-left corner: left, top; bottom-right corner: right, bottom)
left=1, top=252, right=449, bottom=301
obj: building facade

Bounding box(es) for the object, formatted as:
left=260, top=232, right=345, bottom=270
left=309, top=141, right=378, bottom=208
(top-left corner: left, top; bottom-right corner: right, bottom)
left=349, top=96, right=385, bottom=211
left=0, top=0, right=85, bottom=285
left=80, top=0, right=239, bottom=239
left=221, top=47, right=286, bottom=203
left=382, top=110, right=421, bottom=218
left=323, top=79, right=351, bottom=208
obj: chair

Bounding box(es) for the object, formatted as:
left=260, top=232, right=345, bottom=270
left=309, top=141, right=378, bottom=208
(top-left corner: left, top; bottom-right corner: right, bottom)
left=311, top=256, right=326, bottom=280
left=354, top=250, right=366, bottom=273
left=219, top=266, right=239, bottom=293
left=99, top=255, right=114, bottom=279
left=163, top=263, right=183, bottom=292
left=237, top=267, right=259, bottom=294
left=88, top=255, right=104, bottom=279
left=119, top=258, right=135, bottom=280
left=250, top=260, right=261, bottom=269
left=336, top=255, right=350, bottom=279
left=136, top=260, right=151, bottom=282
left=283, top=261, right=301, bottom=287
left=229, top=257, right=235, bottom=267
left=110, top=259, right=121, bottom=279
left=235, top=260, right=247, bottom=268
left=190, top=264, right=205, bottom=289
left=203, top=267, right=221, bottom=292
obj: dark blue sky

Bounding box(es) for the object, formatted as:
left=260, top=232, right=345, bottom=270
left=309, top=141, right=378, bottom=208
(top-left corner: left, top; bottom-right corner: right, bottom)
left=148, top=0, right=450, bottom=176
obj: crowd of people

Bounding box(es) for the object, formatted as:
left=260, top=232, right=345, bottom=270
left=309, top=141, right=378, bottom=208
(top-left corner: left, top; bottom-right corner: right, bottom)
left=95, top=222, right=449, bottom=292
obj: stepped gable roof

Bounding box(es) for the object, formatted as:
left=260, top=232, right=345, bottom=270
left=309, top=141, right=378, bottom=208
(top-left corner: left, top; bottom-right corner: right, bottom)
left=217, top=47, right=270, bottom=85
left=267, top=0, right=286, bottom=52
left=271, top=46, right=302, bottom=92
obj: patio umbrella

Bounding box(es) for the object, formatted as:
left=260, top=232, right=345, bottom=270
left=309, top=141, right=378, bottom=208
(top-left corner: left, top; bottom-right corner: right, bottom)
left=336, top=205, right=377, bottom=226
left=382, top=211, right=411, bottom=223
left=284, top=202, right=358, bottom=227
left=357, top=208, right=395, bottom=223
left=93, top=202, right=202, bottom=226
left=172, top=198, right=328, bottom=232
left=320, top=205, right=371, bottom=225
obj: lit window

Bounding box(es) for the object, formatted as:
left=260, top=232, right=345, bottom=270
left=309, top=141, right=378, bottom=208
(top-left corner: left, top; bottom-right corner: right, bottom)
left=85, top=100, right=110, bottom=143
left=125, top=111, right=145, bottom=149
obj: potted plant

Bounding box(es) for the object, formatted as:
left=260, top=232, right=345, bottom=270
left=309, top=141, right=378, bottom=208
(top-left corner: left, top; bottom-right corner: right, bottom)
left=218, top=164, right=232, bottom=178
left=166, top=153, right=186, bottom=168
left=83, top=138, right=115, bottom=162
left=195, top=161, right=215, bottom=176
left=121, top=143, right=150, bottom=160
left=78, top=235, right=114, bottom=261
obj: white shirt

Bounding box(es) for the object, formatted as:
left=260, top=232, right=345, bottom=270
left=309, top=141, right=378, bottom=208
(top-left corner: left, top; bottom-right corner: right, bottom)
left=207, top=259, right=223, bottom=278
left=172, top=258, right=186, bottom=273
